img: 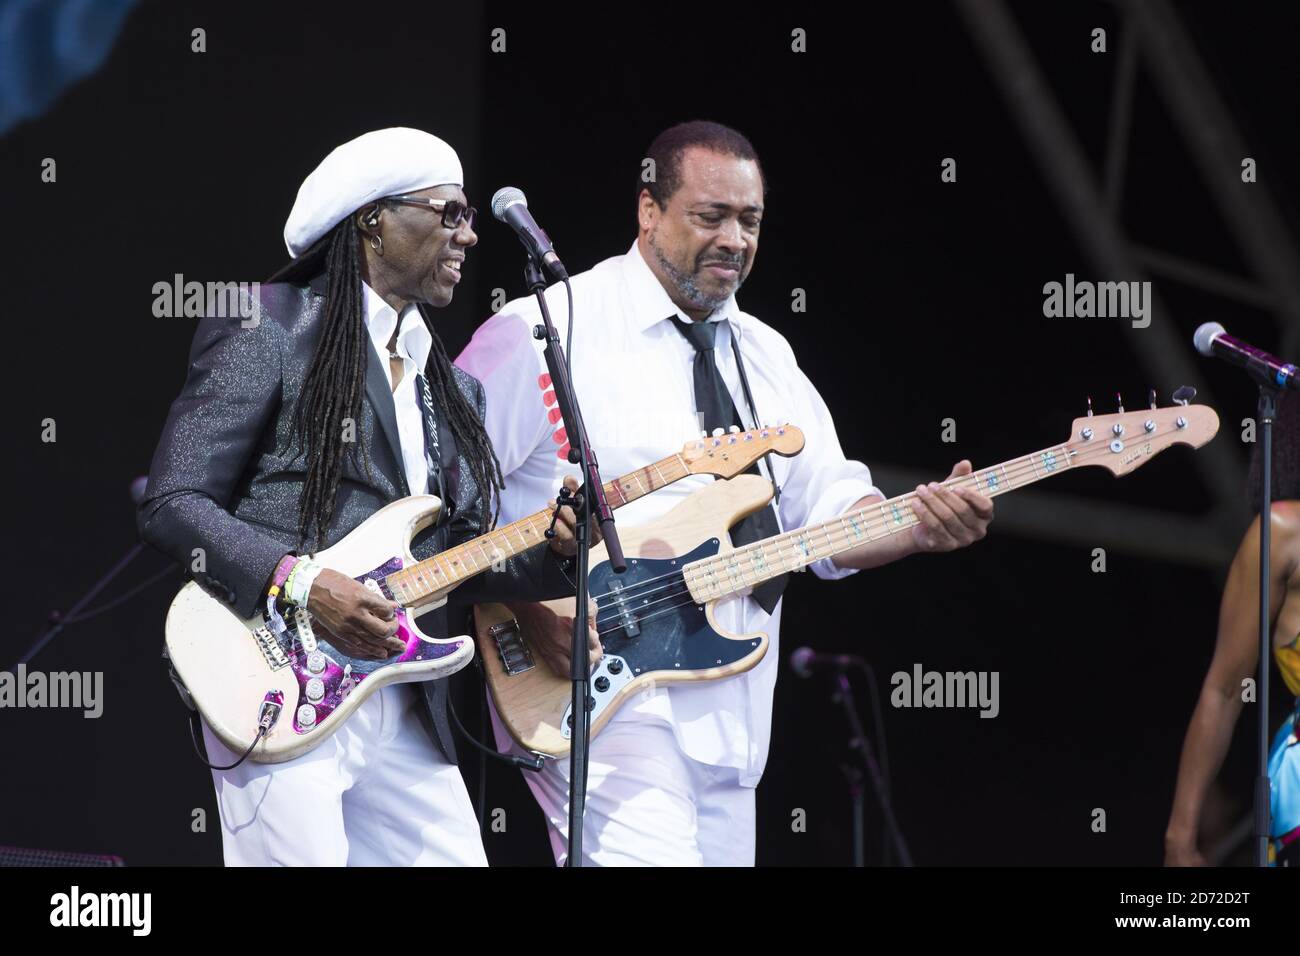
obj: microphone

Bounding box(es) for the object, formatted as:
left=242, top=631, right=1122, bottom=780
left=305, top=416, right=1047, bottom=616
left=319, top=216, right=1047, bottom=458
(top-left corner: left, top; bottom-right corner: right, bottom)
left=1194, top=322, right=1298, bottom=390
left=490, top=187, right=568, bottom=281
left=789, top=647, right=867, bottom=679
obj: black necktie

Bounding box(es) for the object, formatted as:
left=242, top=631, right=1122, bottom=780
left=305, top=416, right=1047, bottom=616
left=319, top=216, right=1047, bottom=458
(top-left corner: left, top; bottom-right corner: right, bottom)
left=671, top=318, right=787, bottom=613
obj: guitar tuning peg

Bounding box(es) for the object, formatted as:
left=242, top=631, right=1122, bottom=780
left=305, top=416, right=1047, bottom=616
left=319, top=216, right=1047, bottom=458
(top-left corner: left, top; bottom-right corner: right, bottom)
left=712, top=427, right=725, bottom=437
left=1116, top=391, right=1125, bottom=414
left=1086, top=396, right=1094, bottom=418
left=728, top=425, right=740, bottom=434
left=1148, top=387, right=1158, bottom=410
left=1173, top=385, right=1197, bottom=406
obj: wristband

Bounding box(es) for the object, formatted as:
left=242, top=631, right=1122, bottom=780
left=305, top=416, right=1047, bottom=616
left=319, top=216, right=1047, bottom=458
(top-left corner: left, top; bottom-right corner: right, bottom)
left=288, top=559, right=324, bottom=607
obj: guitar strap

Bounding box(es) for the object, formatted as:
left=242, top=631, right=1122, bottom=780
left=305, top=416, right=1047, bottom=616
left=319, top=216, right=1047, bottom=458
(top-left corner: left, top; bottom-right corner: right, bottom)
left=730, top=332, right=782, bottom=505
left=725, top=329, right=787, bottom=614
left=416, top=372, right=449, bottom=525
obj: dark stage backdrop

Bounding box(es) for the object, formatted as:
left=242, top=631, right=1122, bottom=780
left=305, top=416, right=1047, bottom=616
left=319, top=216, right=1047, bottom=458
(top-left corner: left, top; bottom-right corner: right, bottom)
left=2, top=0, right=1297, bottom=866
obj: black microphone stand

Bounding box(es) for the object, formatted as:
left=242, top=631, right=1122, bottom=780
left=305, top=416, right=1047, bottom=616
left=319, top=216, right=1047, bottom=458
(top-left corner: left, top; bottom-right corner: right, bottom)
left=830, top=669, right=912, bottom=866
left=1255, top=385, right=1278, bottom=867
left=13, top=541, right=146, bottom=671
left=521, top=257, right=625, bottom=868
left=838, top=761, right=866, bottom=867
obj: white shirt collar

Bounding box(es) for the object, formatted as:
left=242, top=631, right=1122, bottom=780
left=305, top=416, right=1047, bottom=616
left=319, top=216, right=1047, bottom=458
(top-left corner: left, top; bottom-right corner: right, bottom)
left=361, top=282, right=433, bottom=371
left=621, top=241, right=742, bottom=336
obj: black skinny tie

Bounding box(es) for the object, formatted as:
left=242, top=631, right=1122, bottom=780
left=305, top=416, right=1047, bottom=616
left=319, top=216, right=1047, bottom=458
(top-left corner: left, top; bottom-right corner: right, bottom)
left=671, top=318, right=787, bottom=613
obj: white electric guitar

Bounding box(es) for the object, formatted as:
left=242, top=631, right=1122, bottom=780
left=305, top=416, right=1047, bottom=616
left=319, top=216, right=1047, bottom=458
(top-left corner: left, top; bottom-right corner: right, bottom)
left=164, top=424, right=805, bottom=763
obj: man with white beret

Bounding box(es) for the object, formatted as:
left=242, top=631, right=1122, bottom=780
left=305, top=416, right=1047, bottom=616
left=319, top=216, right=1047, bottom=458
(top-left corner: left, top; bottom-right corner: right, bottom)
left=139, top=128, right=587, bottom=866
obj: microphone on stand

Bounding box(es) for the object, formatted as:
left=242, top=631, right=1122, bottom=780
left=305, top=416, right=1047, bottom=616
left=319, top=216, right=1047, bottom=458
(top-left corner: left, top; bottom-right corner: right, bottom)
left=789, top=646, right=868, bottom=678
left=1194, top=321, right=1292, bottom=866
left=1194, top=322, right=1298, bottom=390
left=490, top=187, right=568, bottom=281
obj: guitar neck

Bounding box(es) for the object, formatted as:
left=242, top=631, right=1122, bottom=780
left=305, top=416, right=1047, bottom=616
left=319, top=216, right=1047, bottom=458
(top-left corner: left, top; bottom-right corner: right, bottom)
left=683, top=442, right=1074, bottom=603
left=386, top=452, right=693, bottom=605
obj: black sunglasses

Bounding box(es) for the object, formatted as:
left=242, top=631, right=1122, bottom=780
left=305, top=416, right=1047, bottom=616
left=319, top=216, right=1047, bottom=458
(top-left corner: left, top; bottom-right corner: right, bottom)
left=382, top=194, right=477, bottom=230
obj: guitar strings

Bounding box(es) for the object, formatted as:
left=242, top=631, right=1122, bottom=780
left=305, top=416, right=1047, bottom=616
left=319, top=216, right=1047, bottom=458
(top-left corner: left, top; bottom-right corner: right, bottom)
left=390, top=430, right=800, bottom=598
left=388, top=425, right=1160, bottom=632
left=591, top=435, right=1131, bottom=630
left=589, top=445, right=1071, bottom=608
left=382, top=457, right=693, bottom=596
left=592, top=465, right=1059, bottom=638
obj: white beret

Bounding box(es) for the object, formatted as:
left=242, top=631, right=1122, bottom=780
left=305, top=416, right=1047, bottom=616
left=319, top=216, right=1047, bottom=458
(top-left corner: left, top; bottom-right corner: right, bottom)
left=283, top=127, right=464, bottom=257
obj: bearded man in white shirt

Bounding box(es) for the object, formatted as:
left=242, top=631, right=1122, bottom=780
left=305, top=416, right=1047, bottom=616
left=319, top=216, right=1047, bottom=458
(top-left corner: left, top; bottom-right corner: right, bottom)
left=456, top=120, right=993, bottom=866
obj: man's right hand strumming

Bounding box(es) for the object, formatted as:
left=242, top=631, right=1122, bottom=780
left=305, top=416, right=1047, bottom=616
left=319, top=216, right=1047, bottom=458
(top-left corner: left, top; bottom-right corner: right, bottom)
left=308, top=568, right=406, bottom=660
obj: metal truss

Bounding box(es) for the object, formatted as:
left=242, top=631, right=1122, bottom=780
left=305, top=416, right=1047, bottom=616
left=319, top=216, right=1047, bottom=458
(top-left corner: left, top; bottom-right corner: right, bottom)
left=940, top=0, right=1300, bottom=566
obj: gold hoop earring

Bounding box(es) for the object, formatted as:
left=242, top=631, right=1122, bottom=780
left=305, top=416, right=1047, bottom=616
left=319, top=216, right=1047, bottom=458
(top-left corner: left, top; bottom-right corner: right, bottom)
left=370, top=234, right=383, bottom=255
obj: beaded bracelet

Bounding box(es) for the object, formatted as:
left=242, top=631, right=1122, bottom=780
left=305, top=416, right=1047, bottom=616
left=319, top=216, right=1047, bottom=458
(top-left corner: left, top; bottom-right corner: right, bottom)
left=267, top=554, right=298, bottom=599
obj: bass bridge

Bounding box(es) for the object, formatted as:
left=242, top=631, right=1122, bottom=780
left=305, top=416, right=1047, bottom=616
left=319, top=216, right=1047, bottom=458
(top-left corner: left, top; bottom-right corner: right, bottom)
left=489, top=618, right=535, bottom=676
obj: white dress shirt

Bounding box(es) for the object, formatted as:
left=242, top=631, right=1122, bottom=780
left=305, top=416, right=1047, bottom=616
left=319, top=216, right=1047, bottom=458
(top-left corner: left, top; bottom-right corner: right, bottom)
left=362, top=282, right=434, bottom=496
left=456, top=242, right=882, bottom=786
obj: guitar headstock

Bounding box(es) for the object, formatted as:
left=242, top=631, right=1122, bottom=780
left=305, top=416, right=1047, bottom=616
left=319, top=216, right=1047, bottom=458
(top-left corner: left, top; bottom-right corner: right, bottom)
left=1064, top=391, right=1219, bottom=476
left=680, top=424, right=805, bottom=478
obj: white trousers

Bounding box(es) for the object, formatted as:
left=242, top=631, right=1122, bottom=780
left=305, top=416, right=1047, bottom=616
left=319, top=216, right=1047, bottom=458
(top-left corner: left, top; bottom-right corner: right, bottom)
left=201, top=684, right=487, bottom=867
left=520, top=719, right=756, bottom=866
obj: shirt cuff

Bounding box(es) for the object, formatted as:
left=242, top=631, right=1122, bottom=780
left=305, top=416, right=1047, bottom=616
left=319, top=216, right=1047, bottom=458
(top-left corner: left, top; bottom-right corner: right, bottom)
left=806, top=476, right=885, bottom=581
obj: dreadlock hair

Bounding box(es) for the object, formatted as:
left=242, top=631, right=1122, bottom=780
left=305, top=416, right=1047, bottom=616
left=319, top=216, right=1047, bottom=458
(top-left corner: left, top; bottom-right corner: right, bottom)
left=267, top=218, right=503, bottom=549
left=1247, top=391, right=1300, bottom=515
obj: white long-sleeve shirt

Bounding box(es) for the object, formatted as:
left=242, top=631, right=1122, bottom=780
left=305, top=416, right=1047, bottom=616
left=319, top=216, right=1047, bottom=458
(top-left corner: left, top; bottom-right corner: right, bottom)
left=456, top=242, right=881, bottom=785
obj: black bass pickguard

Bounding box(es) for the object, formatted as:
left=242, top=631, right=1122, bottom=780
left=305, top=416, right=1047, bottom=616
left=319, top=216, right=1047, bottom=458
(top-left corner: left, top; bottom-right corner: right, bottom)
left=591, top=539, right=763, bottom=677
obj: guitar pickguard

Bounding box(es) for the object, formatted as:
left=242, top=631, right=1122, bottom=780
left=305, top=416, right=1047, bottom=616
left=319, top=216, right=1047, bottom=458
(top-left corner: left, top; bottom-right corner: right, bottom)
left=593, top=539, right=763, bottom=674
left=257, top=556, right=464, bottom=734
left=559, top=539, right=764, bottom=737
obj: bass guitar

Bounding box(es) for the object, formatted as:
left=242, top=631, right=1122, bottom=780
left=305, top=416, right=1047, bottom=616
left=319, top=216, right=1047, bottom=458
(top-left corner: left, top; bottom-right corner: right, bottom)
left=476, top=398, right=1219, bottom=756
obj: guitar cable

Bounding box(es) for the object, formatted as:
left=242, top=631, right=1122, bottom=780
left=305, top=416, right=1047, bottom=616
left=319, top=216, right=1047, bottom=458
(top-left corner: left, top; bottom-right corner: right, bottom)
left=447, top=684, right=545, bottom=773
left=181, top=684, right=543, bottom=775
left=186, top=710, right=267, bottom=771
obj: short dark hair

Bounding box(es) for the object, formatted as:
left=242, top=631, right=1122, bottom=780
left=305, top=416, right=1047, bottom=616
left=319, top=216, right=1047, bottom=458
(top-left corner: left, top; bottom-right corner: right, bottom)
left=1248, top=391, right=1300, bottom=514
left=638, top=120, right=765, bottom=207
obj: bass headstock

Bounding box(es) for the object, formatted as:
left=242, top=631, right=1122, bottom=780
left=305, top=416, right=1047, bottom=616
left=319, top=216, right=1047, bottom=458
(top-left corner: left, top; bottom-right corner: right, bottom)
left=1064, top=390, right=1219, bottom=476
